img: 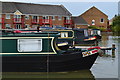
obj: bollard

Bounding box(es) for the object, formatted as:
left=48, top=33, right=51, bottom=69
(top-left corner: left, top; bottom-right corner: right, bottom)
left=112, top=44, right=115, bottom=58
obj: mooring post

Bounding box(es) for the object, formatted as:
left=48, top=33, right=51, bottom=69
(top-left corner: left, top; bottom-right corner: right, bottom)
left=112, top=44, right=115, bottom=58
left=73, top=37, right=75, bottom=48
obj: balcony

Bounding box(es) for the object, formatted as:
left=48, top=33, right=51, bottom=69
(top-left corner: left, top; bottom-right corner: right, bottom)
left=13, top=18, right=23, bottom=23
left=0, top=18, right=5, bottom=29
left=64, top=20, right=72, bottom=25
left=40, top=19, right=52, bottom=25
left=0, top=18, right=4, bottom=23
left=31, top=19, right=39, bottom=24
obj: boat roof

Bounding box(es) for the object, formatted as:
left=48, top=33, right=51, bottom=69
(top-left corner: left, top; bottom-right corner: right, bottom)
left=1, top=30, right=60, bottom=37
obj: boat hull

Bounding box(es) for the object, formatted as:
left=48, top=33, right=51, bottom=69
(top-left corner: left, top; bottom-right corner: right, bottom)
left=2, top=53, right=98, bottom=72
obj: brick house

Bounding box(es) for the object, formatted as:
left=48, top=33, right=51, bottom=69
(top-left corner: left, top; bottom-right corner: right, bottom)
left=72, top=16, right=88, bottom=29
left=0, top=2, right=72, bottom=29
left=80, top=6, right=108, bottom=29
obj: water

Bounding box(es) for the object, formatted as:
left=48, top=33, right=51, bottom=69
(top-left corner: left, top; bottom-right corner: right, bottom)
left=2, top=32, right=120, bottom=80
left=91, top=32, right=119, bottom=79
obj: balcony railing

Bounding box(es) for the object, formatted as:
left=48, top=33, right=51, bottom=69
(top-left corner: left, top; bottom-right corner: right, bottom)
left=13, top=18, right=22, bottom=23
left=64, top=20, right=72, bottom=25
left=0, top=18, right=4, bottom=23
left=31, top=19, right=39, bottom=24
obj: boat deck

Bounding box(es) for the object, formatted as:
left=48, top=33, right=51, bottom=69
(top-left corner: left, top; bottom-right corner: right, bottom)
left=75, top=46, right=115, bottom=50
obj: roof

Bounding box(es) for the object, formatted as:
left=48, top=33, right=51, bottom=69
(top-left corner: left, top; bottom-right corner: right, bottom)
left=80, top=6, right=108, bottom=17
left=72, top=16, right=88, bottom=25
left=1, top=1, right=72, bottom=16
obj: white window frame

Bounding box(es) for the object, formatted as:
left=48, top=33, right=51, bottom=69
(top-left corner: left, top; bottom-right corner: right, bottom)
left=25, top=15, right=29, bottom=20
left=14, top=15, right=21, bottom=22
left=52, top=16, right=55, bottom=20
left=15, top=24, right=21, bottom=29
left=18, top=39, right=42, bottom=52
left=61, top=32, right=68, bottom=38
left=58, top=16, right=62, bottom=20
left=5, top=24, right=11, bottom=28
left=0, top=24, right=2, bottom=29
left=0, top=15, right=1, bottom=22
left=25, top=24, right=29, bottom=28
left=92, top=20, right=95, bottom=25
left=32, top=16, right=39, bottom=22
left=100, top=18, right=104, bottom=23
left=6, top=14, right=11, bottom=19
left=42, top=16, right=49, bottom=23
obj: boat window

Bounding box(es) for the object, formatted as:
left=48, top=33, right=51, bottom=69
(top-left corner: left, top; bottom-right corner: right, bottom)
left=93, top=30, right=98, bottom=35
left=98, top=30, right=101, bottom=36
left=84, top=30, right=88, bottom=37
left=61, top=32, right=68, bottom=38
left=18, top=39, right=42, bottom=52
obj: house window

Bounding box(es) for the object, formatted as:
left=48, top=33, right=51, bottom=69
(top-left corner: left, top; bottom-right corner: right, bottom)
left=18, top=39, right=42, bottom=52
left=0, top=15, right=1, bottom=22
left=25, top=15, right=29, bottom=20
left=6, top=14, right=10, bottom=19
left=58, top=16, right=62, bottom=20
left=65, top=16, right=70, bottom=20
left=15, top=24, right=21, bottom=29
left=14, top=15, right=21, bottom=22
left=52, top=16, right=55, bottom=20
left=5, top=24, right=11, bottom=28
left=43, top=16, right=49, bottom=19
left=43, top=16, right=49, bottom=23
left=61, top=32, right=68, bottom=38
left=25, top=24, right=29, bottom=28
left=64, top=16, right=71, bottom=23
left=32, top=16, right=39, bottom=22
left=92, top=20, right=95, bottom=25
left=100, top=18, right=104, bottom=23
left=0, top=24, right=2, bottom=29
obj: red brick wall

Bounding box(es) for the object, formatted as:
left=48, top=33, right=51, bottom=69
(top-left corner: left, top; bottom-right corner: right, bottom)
left=80, top=7, right=108, bottom=29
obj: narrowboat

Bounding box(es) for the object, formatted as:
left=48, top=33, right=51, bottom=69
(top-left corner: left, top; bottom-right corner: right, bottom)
left=0, top=30, right=100, bottom=72
left=39, top=27, right=98, bottom=46
left=10, top=27, right=98, bottom=46
left=88, top=29, right=102, bottom=40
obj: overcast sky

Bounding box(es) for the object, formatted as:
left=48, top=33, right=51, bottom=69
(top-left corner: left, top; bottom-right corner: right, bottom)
left=0, top=0, right=119, bottom=19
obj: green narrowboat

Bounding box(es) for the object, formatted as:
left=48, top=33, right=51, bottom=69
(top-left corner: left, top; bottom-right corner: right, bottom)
left=1, top=30, right=100, bottom=72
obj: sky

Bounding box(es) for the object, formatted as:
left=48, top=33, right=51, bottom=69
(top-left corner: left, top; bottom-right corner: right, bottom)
left=0, top=0, right=119, bottom=19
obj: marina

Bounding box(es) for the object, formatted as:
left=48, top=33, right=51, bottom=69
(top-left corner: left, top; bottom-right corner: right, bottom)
left=1, top=30, right=101, bottom=72
left=1, top=31, right=119, bottom=80
left=0, top=1, right=119, bottom=80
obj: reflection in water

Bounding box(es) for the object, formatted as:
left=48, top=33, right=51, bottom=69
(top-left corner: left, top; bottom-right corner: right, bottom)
left=2, top=70, right=95, bottom=79
left=91, top=32, right=118, bottom=79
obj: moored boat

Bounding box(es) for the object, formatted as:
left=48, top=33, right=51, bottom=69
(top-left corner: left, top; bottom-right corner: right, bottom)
left=1, top=30, right=100, bottom=72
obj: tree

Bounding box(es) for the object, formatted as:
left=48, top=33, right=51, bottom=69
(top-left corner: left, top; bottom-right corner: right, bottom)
left=112, top=15, right=120, bottom=32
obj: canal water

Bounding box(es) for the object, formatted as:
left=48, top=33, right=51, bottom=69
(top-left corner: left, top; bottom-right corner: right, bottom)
left=1, top=32, right=119, bottom=80
left=91, top=32, right=119, bottom=80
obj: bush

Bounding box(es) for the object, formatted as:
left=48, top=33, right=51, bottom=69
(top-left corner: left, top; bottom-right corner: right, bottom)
left=88, top=26, right=106, bottom=31
left=112, top=15, right=120, bottom=32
